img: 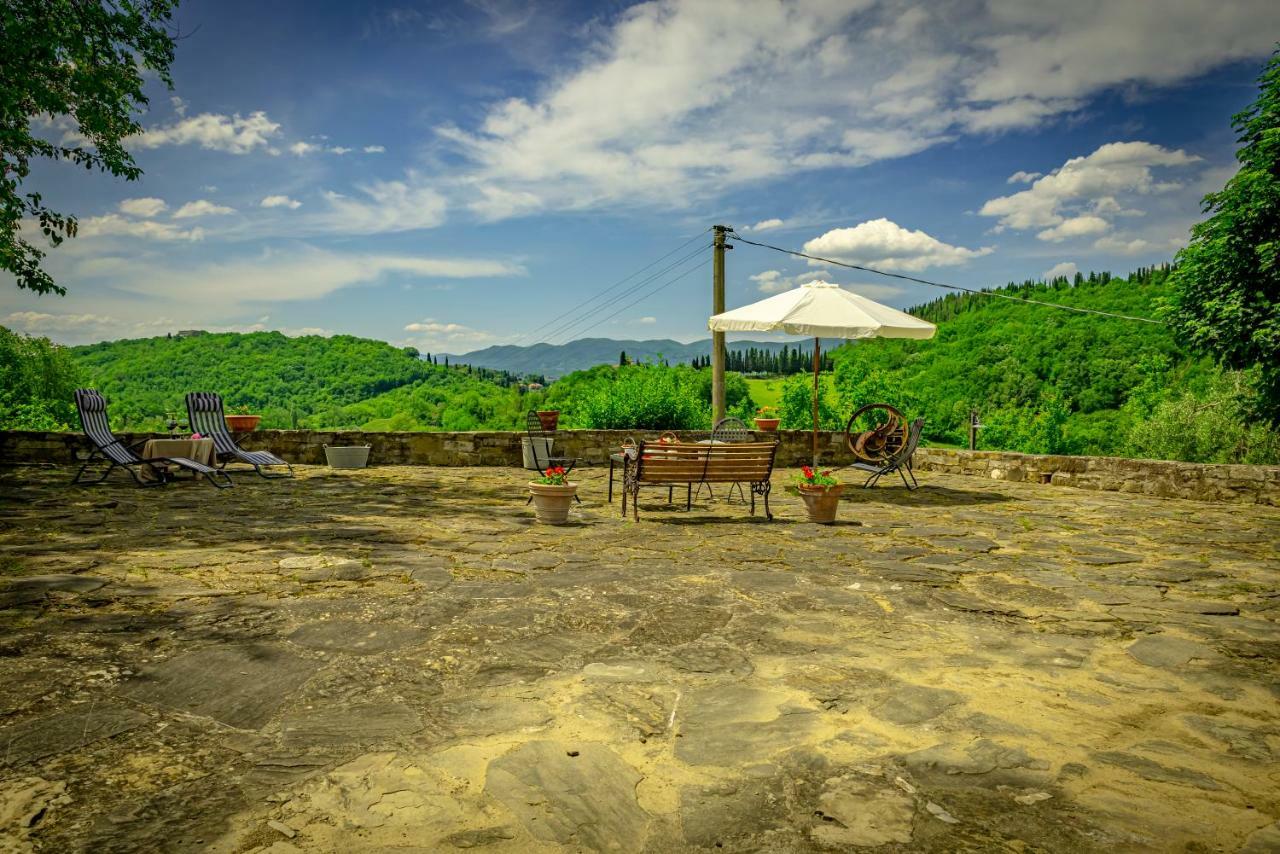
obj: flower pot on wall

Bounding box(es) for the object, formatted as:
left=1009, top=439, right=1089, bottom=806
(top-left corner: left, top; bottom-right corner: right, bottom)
left=225, top=414, right=261, bottom=432
left=528, top=481, right=577, bottom=524
left=797, top=484, right=843, bottom=524
left=536, top=410, right=560, bottom=431
left=754, top=417, right=780, bottom=432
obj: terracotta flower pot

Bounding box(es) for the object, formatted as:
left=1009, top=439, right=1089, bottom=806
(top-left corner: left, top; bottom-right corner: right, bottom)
left=528, top=481, right=578, bottom=524
left=754, top=417, right=780, bottom=432
left=225, top=414, right=261, bottom=432
left=536, top=410, right=560, bottom=431
left=797, top=484, right=843, bottom=524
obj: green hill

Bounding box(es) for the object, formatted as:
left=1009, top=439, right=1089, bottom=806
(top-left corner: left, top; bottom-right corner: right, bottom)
left=70, top=331, right=519, bottom=430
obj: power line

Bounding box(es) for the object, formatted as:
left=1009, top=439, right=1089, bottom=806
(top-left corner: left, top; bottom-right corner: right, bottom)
left=728, top=232, right=1165, bottom=325
left=551, top=257, right=713, bottom=344
left=546, top=243, right=710, bottom=344
left=512, top=228, right=712, bottom=345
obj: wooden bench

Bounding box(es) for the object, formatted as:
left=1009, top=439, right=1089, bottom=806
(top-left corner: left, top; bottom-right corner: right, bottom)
left=621, top=440, right=779, bottom=521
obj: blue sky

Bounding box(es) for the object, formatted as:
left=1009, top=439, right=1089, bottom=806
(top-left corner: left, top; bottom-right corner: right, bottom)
left=4, top=0, right=1278, bottom=352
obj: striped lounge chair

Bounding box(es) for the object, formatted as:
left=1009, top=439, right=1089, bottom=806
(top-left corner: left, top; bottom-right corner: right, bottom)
left=185, top=392, right=293, bottom=479
left=72, top=389, right=231, bottom=488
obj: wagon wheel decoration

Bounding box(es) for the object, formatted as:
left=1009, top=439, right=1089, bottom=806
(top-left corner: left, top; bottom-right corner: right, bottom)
left=845, top=403, right=908, bottom=463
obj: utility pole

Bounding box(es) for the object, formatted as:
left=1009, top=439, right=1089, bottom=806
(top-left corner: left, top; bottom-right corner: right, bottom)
left=711, top=224, right=731, bottom=423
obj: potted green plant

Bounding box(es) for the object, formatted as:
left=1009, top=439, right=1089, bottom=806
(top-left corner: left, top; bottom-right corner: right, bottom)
left=795, top=465, right=843, bottom=524
left=527, top=465, right=578, bottom=524
left=754, top=406, right=780, bottom=432
left=536, top=410, right=560, bottom=431
left=225, top=404, right=261, bottom=432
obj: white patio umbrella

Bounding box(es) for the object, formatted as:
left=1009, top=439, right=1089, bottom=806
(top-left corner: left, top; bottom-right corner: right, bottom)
left=708, top=281, right=936, bottom=464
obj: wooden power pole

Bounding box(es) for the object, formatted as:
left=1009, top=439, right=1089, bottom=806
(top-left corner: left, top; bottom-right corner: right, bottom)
left=711, top=225, right=731, bottom=423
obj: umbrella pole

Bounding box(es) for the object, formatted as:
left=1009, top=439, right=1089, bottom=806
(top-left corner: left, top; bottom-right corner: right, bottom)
left=811, top=336, right=820, bottom=467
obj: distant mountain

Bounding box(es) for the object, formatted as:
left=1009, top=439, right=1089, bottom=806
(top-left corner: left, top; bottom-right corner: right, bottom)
left=442, top=337, right=843, bottom=377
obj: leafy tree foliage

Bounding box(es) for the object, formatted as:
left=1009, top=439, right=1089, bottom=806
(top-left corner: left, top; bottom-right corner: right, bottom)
left=1166, top=48, right=1280, bottom=424
left=0, top=325, right=80, bottom=429
left=2, top=0, right=179, bottom=294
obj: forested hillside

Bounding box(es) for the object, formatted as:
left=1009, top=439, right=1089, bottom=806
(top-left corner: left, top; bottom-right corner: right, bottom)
left=71, top=331, right=521, bottom=429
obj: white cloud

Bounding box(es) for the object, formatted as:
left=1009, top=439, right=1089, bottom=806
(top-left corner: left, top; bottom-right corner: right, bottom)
left=289, top=141, right=318, bottom=155
left=261, top=195, right=302, bottom=210
left=749, top=269, right=828, bottom=294
left=802, top=218, right=993, bottom=272
left=1007, top=170, right=1041, bottom=184
left=109, top=248, right=523, bottom=303
left=1093, top=235, right=1183, bottom=255
left=118, top=197, right=168, bottom=218
left=172, top=200, right=236, bottom=219
left=363, top=145, right=386, bottom=154
left=78, top=214, right=204, bottom=242
left=1042, top=261, right=1078, bottom=280
left=401, top=318, right=496, bottom=349
left=170, top=95, right=187, bottom=117
left=980, top=141, right=1200, bottom=243
left=431, top=0, right=1276, bottom=218
left=636, top=316, right=657, bottom=324
left=317, top=175, right=447, bottom=234
left=1036, top=215, right=1110, bottom=242
left=3, top=311, right=118, bottom=332
left=133, top=111, right=280, bottom=154
left=404, top=320, right=472, bottom=334
left=747, top=218, right=785, bottom=232
left=329, top=146, right=352, bottom=155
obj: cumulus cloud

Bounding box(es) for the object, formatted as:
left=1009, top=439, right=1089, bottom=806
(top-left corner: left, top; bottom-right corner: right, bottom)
left=78, top=214, right=204, bottom=242
left=1036, top=215, right=1110, bottom=242
left=133, top=111, right=280, bottom=154
left=261, top=195, right=302, bottom=210
left=1007, top=170, right=1041, bottom=184
left=747, top=218, right=785, bottom=232
left=118, top=197, right=168, bottom=218
left=329, top=146, right=352, bottom=155
left=317, top=175, right=447, bottom=234
left=402, top=318, right=496, bottom=348
left=431, top=0, right=1276, bottom=218
left=172, top=200, right=236, bottom=219
left=363, top=145, right=386, bottom=154
left=1042, top=261, right=1078, bottom=280
left=801, top=218, right=993, bottom=272
left=289, top=141, right=319, bottom=155
left=980, top=141, right=1200, bottom=238
left=749, top=268, right=829, bottom=294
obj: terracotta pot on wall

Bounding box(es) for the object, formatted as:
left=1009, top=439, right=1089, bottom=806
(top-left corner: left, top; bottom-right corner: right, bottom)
left=754, top=417, right=780, bottom=432
left=225, top=414, right=261, bottom=432
left=536, top=410, right=560, bottom=431
left=797, top=484, right=843, bottom=524
left=527, top=481, right=578, bottom=524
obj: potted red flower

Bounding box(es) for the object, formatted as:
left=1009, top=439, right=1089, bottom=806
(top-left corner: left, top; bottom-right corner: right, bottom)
left=754, top=406, right=780, bottom=432
left=795, top=465, right=843, bottom=524
left=527, top=466, right=578, bottom=524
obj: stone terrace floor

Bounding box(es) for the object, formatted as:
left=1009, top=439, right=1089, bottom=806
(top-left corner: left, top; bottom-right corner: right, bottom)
left=0, top=464, right=1278, bottom=854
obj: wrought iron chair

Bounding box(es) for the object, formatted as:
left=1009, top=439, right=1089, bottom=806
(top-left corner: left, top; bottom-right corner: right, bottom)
left=709, top=416, right=753, bottom=501
left=524, top=410, right=580, bottom=503
left=72, top=389, right=231, bottom=488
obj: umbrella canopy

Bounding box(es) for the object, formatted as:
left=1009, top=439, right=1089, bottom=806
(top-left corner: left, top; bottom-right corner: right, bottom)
left=708, top=281, right=936, bottom=465
left=707, top=280, right=936, bottom=339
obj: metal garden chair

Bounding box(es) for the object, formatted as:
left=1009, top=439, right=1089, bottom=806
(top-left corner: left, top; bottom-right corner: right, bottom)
left=524, top=410, right=580, bottom=503
left=850, top=418, right=923, bottom=489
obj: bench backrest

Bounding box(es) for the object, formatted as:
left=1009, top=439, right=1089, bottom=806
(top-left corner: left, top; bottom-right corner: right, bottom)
left=633, top=440, right=777, bottom=484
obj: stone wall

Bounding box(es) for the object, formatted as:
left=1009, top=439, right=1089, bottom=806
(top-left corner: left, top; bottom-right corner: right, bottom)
left=0, top=428, right=850, bottom=469
left=913, top=447, right=1280, bottom=506
left=3, top=429, right=1277, bottom=505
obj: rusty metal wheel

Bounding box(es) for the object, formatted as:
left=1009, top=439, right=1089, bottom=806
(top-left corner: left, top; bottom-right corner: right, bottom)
left=845, top=403, right=908, bottom=463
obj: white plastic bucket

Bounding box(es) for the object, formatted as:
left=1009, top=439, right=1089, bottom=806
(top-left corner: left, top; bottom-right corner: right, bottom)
left=521, top=436, right=554, bottom=469
left=324, top=445, right=371, bottom=469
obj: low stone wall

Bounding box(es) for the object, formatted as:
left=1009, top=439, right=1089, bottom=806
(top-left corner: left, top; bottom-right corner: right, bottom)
left=0, top=428, right=850, bottom=469
left=913, top=447, right=1280, bottom=505
left=3, top=430, right=1277, bottom=504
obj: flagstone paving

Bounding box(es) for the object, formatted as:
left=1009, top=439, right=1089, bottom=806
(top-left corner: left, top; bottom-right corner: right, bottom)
left=0, top=463, right=1278, bottom=853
